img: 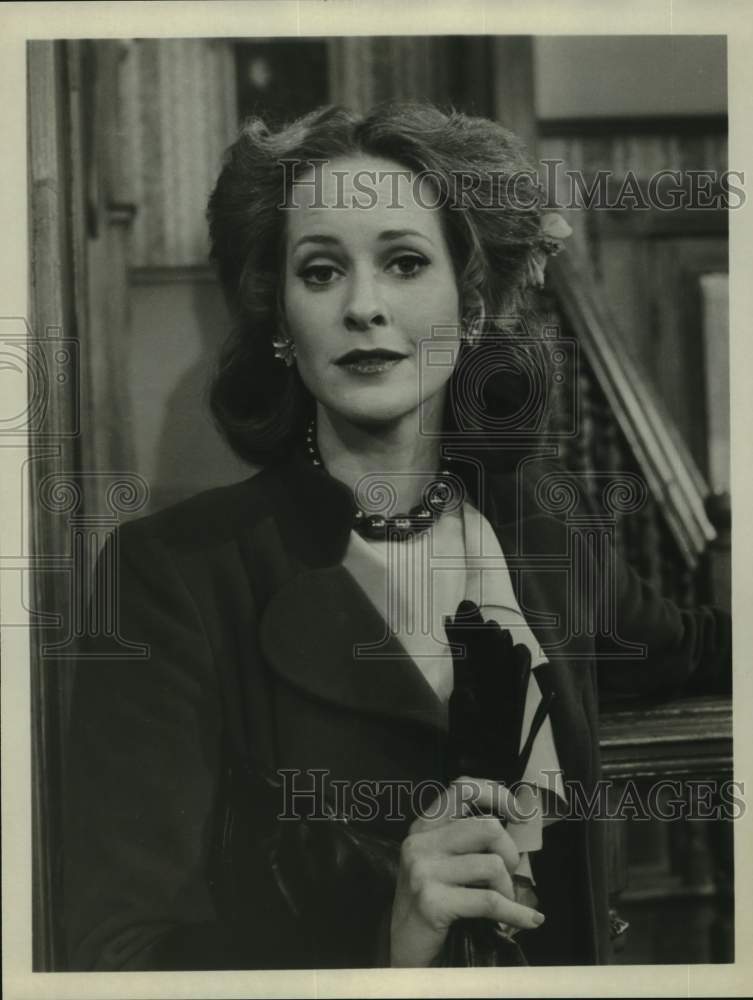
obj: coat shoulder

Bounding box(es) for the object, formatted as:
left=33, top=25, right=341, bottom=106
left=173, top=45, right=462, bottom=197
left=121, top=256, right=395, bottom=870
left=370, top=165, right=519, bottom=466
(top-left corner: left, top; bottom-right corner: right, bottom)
left=117, top=467, right=280, bottom=553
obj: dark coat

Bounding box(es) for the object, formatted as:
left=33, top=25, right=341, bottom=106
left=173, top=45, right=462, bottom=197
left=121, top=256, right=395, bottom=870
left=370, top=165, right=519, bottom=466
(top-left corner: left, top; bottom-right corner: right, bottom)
left=62, top=448, right=731, bottom=970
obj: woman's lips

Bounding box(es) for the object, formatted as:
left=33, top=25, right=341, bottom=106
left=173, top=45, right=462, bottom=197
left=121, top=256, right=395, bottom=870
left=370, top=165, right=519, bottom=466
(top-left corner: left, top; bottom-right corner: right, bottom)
left=335, top=351, right=406, bottom=375
left=340, top=357, right=404, bottom=375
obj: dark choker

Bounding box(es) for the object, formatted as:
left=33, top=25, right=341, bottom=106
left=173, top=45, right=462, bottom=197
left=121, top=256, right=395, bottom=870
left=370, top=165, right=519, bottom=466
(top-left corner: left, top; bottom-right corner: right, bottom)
left=304, top=419, right=457, bottom=541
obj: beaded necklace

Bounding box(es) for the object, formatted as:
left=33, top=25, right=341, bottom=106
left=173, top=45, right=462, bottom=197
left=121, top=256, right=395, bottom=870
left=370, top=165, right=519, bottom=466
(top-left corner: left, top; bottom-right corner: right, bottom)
left=304, top=419, right=457, bottom=541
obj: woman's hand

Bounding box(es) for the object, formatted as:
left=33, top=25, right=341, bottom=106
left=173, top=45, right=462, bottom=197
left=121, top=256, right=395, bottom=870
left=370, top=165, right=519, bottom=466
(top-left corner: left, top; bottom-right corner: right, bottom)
left=389, top=777, right=545, bottom=968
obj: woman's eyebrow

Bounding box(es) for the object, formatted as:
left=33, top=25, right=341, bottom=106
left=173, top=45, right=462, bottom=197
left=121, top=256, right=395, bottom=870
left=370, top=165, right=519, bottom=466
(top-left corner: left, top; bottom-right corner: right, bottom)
left=291, top=229, right=434, bottom=253
left=378, top=229, right=433, bottom=244
left=292, top=234, right=341, bottom=251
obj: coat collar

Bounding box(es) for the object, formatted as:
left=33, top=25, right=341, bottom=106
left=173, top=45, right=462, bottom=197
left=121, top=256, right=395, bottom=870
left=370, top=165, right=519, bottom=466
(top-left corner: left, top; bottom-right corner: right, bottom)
left=269, top=447, right=359, bottom=568
left=266, top=444, right=516, bottom=565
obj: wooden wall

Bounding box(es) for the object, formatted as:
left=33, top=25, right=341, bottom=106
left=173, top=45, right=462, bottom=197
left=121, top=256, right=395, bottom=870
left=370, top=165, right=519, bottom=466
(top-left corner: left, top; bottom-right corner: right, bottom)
left=540, top=123, right=728, bottom=484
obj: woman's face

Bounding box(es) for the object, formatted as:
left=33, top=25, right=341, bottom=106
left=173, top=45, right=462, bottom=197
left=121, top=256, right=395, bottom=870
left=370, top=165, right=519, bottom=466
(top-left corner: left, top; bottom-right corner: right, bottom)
left=282, top=154, right=461, bottom=430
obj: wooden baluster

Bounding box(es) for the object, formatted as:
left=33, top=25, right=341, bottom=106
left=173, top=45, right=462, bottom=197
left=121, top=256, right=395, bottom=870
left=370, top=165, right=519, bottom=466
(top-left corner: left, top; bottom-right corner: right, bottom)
left=705, top=491, right=731, bottom=612
left=574, top=366, right=600, bottom=514
left=634, top=498, right=663, bottom=592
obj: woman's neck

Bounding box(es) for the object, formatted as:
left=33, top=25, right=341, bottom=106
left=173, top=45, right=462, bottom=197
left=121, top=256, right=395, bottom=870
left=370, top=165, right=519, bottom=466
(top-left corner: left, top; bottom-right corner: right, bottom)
left=316, top=404, right=445, bottom=514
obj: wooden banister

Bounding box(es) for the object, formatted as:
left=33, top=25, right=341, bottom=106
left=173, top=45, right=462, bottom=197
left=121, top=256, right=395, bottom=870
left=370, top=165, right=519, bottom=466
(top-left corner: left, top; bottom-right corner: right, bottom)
left=547, top=251, right=716, bottom=571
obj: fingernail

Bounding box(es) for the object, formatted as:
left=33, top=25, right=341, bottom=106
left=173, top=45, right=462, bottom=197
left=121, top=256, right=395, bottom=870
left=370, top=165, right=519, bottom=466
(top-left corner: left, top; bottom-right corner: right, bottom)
left=532, top=912, right=545, bottom=926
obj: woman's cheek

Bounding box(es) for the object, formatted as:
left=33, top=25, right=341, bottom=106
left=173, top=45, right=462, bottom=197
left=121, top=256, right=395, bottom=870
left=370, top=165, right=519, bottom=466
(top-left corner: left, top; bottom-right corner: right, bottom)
left=292, top=297, right=338, bottom=349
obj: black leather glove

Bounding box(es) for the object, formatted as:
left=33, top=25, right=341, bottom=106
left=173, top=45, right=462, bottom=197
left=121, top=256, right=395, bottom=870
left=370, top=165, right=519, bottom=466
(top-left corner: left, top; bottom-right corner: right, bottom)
left=440, top=600, right=555, bottom=968
left=444, top=599, right=553, bottom=788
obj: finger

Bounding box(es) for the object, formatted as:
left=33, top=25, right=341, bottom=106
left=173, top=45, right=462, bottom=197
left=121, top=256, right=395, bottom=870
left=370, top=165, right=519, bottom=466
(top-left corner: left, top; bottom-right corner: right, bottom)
left=513, top=642, right=532, bottom=668
left=432, top=815, right=521, bottom=874
left=450, top=776, right=523, bottom=823
left=411, top=777, right=522, bottom=831
left=433, top=852, right=516, bottom=901
left=410, top=785, right=454, bottom=833
left=429, top=885, right=545, bottom=931
left=456, top=599, right=482, bottom=622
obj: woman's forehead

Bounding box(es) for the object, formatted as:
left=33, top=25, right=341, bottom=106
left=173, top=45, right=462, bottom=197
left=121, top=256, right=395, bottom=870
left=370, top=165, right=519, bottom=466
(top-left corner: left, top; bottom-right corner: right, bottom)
left=285, top=153, right=445, bottom=245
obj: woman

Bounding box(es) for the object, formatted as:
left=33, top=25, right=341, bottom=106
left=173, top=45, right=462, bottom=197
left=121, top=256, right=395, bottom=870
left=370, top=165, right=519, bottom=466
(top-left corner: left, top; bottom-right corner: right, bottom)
left=63, top=102, right=731, bottom=971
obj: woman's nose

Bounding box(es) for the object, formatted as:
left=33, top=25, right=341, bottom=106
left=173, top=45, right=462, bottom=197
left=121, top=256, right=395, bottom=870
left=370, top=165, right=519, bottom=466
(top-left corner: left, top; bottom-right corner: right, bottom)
left=343, top=272, right=388, bottom=331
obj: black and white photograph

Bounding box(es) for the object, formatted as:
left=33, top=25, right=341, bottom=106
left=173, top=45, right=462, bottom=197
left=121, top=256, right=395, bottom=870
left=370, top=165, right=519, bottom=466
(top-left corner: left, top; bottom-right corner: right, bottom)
left=2, top=2, right=751, bottom=997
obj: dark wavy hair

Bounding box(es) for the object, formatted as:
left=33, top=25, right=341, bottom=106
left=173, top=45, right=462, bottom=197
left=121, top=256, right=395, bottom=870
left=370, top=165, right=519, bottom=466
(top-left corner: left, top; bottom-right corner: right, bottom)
left=207, top=101, right=547, bottom=465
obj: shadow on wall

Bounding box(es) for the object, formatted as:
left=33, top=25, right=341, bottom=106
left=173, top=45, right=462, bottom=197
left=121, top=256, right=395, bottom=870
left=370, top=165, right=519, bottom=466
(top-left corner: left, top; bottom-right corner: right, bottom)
left=129, top=273, right=254, bottom=516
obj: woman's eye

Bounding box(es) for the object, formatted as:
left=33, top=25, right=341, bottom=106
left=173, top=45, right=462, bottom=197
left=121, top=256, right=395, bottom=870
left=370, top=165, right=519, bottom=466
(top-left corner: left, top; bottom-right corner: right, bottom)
left=388, top=254, right=429, bottom=278
left=300, top=264, right=339, bottom=286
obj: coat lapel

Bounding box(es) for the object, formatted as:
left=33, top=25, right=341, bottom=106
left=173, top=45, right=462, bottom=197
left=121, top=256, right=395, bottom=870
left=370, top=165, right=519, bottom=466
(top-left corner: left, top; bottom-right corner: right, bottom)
left=252, top=452, right=446, bottom=733
left=248, top=450, right=594, bottom=781
left=260, top=564, right=446, bottom=731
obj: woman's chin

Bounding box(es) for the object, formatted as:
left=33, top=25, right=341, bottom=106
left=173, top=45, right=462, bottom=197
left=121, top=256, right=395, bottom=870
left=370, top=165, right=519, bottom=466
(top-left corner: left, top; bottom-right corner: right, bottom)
left=321, top=394, right=423, bottom=430
left=332, top=407, right=415, bottom=431
left=315, top=377, right=449, bottom=433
